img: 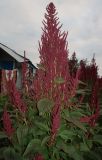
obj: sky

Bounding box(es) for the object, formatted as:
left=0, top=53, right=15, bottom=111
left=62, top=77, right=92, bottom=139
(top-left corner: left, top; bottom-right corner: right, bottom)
left=0, top=0, right=102, bottom=75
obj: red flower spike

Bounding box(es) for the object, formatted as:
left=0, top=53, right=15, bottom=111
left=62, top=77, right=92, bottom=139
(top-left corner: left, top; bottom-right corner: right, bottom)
left=33, top=2, right=80, bottom=142
left=51, top=97, right=61, bottom=135
left=80, top=80, right=100, bottom=127
left=2, top=108, right=14, bottom=137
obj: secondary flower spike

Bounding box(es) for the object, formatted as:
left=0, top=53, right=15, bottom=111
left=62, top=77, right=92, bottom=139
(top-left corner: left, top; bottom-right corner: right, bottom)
left=80, top=80, right=100, bottom=127
left=2, top=108, right=14, bottom=137
left=4, top=70, right=27, bottom=113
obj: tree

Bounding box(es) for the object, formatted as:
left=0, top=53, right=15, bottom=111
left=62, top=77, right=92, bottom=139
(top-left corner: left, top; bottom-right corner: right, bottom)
left=69, top=52, right=79, bottom=77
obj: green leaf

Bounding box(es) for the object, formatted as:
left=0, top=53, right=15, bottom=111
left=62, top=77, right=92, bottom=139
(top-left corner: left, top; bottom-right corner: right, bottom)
left=59, top=151, right=68, bottom=160
left=0, top=147, right=7, bottom=159
left=54, top=77, right=65, bottom=84
left=31, top=127, right=46, bottom=136
left=84, top=151, right=101, bottom=160
left=62, top=109, right=70, bottom=118
left=56, top=142, right=84, bottom=160
left=69, top=118, right=87, bottom=132
left=41, top=136, right=50, bottom=146
left=23, top=139, right=41, bottom=157
left=62, top=110, right=87, bottom=132
left=37, top=98, right=54, bottom=116
left=56, top=138, right=65, bottom=150
left=35, top=121, right=50, bottom=132
left=63, top=113, right=86, bottom=132
left=17, top=125, right=29, bottom=146
left=93, top=135, right=102, bottom=145
left=27, top=106, right=37, bottom=121
left=86, top=140, right=93, bottom=149
left=0, top=131, right=8, bottom=139
left=3, top=147, right=22, bottom=160
left=80, top=143, right=90, bottom=152
left=59, top=130, right=75, bottom=140
left=64, top=145, right=84, bottom=160
left=69, top=111, right=85, bottom=118
left=52, top=148, right=60, bottom=159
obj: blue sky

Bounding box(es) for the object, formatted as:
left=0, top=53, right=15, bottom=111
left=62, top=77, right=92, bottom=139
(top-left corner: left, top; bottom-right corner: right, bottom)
left=0, top=0, right=102, bottom=75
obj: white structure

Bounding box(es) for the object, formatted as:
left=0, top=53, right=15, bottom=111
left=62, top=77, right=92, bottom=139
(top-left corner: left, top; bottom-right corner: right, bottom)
left=0, top=43, right=36, bottom=91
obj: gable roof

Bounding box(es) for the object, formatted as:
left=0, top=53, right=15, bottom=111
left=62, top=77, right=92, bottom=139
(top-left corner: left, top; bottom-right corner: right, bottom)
left=0, top=43, right=36, bottom=69
left=0, top=43, right=26, bottom=62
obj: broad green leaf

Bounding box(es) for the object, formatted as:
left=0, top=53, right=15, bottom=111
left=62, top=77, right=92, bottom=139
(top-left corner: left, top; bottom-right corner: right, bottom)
left=69, top=111, right=85, bottom=118
left=17, top=125, right=29, bottom=146
left=41, top=136, right=50, bottom=146
left=31, top=127, right=46, bottom=136
left=53, top=149, right=60, bottom=160
left=84, top=151, right=101, bottom=160
left=86, top=140, right=93, bottom=149
left=0, top=131, right=8, bottom=139
left=64, top=113, right=86, bottom=132
left=56, top=142, right=84, bottom=160
left=23, top=139, right=41, bottom=157
left=64, top=145, right=76, bottom=154
left=37, top=98, right=54, bottom=116
left=27, top=106, right=37, bottom=121
left=0, top=147, right=7, bottom=159
left=56, top=138, right=65, bottom=150
left=40, top=147, right=49, bottom=160
left=3, top=147, right=22, bottom=160
left=52, top=147, right=58, bottom=157
left=63, top=145, right=84, bottom=160
left=62, top=110, right=87, bottom=132
left=54, top=77, right=65, bottom=84
left=70, top=152, right=84, bottom=160
left=68, top=118, right=87, bottom=132
left=59, top=130, right=75, bottom=140
left=35, top=121, right=50, bottom=132
left=62, top=109, right=70, bottom=118
left=80, top=143, right=90, bottom=152
left=59, top=151, right=68, bottom=160
left=93, top=135, right=102, bottom=145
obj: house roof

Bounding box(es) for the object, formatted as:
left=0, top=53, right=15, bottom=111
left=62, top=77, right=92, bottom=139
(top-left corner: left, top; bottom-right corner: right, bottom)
left=0, top=43, right=36, bottom=69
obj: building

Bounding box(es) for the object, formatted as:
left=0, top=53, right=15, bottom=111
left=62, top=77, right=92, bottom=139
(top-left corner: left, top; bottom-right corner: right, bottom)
left=0, top=43, right=36, bottom=92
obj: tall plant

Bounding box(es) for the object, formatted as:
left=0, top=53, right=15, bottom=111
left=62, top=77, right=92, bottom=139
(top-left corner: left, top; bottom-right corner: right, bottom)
left=33, top=2, right=80, bottom=143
